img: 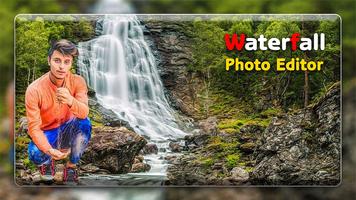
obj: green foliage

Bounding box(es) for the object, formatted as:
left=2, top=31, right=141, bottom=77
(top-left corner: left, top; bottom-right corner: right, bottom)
left=15, top=15, right=95, bottom=95
left=245, top=166, right=254, bottom=173
left=301, top=130, right=318, bottom=146
left=206, top=136, right=241, bottom=157
left=218, top=117, right=270, bottom=132
left=188, top=17, right=340, bottom=111
left=188, top=18, right=226, bottom=74
left=310, top=82, right=332, bottom=104
left=23, top=157, right=36, bottom=171
left=259, top=107, right=283, bottom=118
left=15, top=135, right=31, bottom=162
left=16, top=17, right=52, bottom=91
left=218, top=119, right=247, bottom=130
left=207, top=136, right=237, bottom=152
left=196, top=135, right=247, bottom=173
left=88, top=107, right=105, bottom=128
left=200, top=157, right=214, bottom=168
left=229, top=20, right=253, bottom=36
left=220, top=128, right=237, bottom=134
left=225, top=154, right=240, bottom=170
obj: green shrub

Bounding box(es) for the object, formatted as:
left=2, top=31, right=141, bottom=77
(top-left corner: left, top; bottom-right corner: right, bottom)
left=225, top=154, right=240, bottom=170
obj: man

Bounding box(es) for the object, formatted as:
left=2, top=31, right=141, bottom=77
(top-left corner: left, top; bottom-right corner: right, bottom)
left=25, top=39, right=91, bottom=184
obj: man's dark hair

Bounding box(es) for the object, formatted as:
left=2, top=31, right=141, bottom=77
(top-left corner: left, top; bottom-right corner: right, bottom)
left=48, top=39, right=79, bottom=58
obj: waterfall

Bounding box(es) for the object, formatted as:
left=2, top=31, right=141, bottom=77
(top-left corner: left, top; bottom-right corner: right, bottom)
left=78, top=15, right=187, bottom=143
left=90, top=0, right=134, bottom=13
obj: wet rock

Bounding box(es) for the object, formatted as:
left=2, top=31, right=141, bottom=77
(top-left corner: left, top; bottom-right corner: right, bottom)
left=130, top=162, right=151, bottom=173
left=142, top=143, right=158, bottom=154
left=31, top=172, right=42, bottom=184
left=230, top=167, right=249, bottom=183
left=184, top=134, right=210, bottom=149
left=164, top=155, right=177, bottom=164
left=81, top=126, right=147, bottom=174
left=169, top=142, right=182, bottom=152
left=17, top=169, right=32, bottom=185
left=80, top=163, right=102, bottom=173
left=87, top=87, right=96, bottom=97
left=19, top=169, right=26, bottom=178
left=136, top=155, right=144, bottom=162
left=198, top=117, right=218, bottom=135
left=53, top=164, right=65, bottom=184
left=212, top=162, right=223, bottom=170
left=238, top=124, right=265, bottom=143
left=16, top=162, right=25, bottom=170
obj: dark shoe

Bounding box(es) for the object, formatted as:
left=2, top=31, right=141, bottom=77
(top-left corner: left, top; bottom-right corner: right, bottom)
left=63, top=167, right=79, bottom=185
left=39, top=160, right=55, bottom=182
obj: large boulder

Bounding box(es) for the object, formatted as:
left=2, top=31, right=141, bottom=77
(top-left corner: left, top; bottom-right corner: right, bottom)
left=230, top=167, right=249, bottom=182
left=251, top=82, right=341, bottom=185
left=198, top=117, right=218, bottom=135
left=81, top=126, right=147, bottom=174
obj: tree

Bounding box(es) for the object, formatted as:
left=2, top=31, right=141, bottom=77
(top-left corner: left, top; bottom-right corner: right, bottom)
left=16, top=17, right=51, bottom=90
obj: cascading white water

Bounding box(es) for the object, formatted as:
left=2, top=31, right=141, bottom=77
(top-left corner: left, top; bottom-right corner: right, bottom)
left=90, top=0, right=134, bottom=13
left=77, top=15, right=188, bottom=176
left=78, top=15, right=187, bottom=141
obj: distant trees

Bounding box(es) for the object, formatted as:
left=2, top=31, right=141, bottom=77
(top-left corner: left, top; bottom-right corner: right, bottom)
left=188, top=17, right=340, bottom=110
left=15, top=15, right=95, bottom=93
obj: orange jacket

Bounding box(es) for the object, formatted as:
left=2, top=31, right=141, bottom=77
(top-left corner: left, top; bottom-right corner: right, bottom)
left=25, top=72, right=89, bottom=153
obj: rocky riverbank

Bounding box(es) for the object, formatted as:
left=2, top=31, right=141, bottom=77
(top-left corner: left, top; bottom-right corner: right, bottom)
left=165, top=82, right=340, bottom=185
left=142, top=20, right=341, bottom=185
left=15, top=96, right=151, bottom=185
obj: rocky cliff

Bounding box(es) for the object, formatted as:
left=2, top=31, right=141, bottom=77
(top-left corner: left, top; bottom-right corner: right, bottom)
left=144, top=20, right=202, bottom=118
left=165, top=82, right=340, bottom=185
left=251, top=82, right=341, bottom=185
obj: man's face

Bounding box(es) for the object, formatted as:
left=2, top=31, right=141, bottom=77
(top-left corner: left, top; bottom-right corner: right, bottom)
left=48, top=50, right=73, bottom=79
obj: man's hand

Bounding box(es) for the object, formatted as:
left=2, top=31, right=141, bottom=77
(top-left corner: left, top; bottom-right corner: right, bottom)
left=56, top=87, right=74, bottom=107
left=47, top=148, right=70, bottom=160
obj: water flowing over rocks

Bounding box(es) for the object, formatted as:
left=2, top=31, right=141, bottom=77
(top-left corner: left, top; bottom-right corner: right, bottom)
left=77, top=16, right=192, bottom=180
left=88, top=98, right=133, bottom=129
left=142, top=143, right=159, bottom=155
left=78, top=16, right=188, bottom=142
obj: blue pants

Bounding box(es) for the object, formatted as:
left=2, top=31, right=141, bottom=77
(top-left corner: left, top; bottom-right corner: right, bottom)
left=28, top=118, right=92, bottom=165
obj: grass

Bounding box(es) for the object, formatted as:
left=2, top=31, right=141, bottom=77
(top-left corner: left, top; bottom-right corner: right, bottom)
left=225, top=154, right=240, bottom=170
left=206, top=136, right=239, bottom=154
left=217, top=117, right=271, bottom=134
left=311, top=81, right=338, bottom=105
left=16, top=136, right=31, bottom=151
left=200, top=157, right=214, bottom=168
left=259, top=107, right=283, bottom=118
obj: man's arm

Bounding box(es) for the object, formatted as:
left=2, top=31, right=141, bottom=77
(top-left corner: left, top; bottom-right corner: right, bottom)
left=25, top=88, right=52, bottom=154
left=69, top=76, right=89, bottom=119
